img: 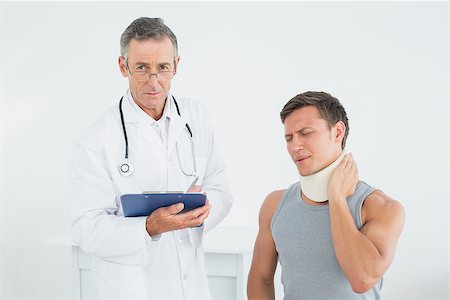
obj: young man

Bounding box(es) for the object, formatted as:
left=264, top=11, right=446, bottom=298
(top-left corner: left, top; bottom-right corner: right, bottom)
left=247, top=91, right=405, bottom=299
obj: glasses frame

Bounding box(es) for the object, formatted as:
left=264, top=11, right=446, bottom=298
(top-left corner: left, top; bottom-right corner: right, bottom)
left=124, top=57, right=176, bottom=82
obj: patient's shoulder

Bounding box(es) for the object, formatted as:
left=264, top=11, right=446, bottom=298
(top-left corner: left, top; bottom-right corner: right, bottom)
left=259, top=190, right=285, bottom=222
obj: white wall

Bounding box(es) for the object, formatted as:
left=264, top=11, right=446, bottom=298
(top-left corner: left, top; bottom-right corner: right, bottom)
left=0, top=1, right=448, bottom=299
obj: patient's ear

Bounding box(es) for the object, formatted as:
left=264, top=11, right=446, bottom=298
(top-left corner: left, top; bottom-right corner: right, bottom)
left=334, top=121, right=346, bottom=145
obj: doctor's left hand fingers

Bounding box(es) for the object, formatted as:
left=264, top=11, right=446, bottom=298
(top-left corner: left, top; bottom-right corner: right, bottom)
left=186, top=202, right=210, bottom=219
left=188, top=207, right=210, bottom=227
left=176, top=204, right=210, bottom=225
left=172, top=205, right=210, bottom=229
left=195, top=210, right=210, bottom=226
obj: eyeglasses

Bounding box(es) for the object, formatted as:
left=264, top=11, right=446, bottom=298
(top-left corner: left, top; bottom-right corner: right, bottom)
left=124, top=59, right=175, bottom=82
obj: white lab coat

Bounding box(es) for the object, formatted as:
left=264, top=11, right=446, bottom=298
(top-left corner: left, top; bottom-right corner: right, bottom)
left=70, top=91, right=233, bottom=300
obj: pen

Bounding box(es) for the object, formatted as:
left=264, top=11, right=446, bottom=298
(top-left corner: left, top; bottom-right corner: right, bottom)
left=184, top=176, right=199, bottom=193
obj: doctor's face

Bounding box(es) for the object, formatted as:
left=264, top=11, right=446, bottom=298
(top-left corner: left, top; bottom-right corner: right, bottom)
left=119, top=37, right=180, bottom=119
left=284, top=106, right=344, bottom=176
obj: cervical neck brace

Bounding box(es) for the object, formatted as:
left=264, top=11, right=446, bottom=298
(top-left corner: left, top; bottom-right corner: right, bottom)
left=299, top=150, right=347, bottom=203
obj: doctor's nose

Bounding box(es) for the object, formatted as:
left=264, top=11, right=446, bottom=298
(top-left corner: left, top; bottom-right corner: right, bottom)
left=146, top=73, right=160, bottom=85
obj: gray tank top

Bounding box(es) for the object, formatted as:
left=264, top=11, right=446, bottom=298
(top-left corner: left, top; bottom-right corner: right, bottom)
left=271, top=181, right=382, bottom=300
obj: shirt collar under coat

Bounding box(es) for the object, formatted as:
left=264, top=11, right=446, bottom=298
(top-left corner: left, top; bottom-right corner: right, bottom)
left=125, top=89, right=173, bottom=125
left=121, top=89, right=191, bottom=156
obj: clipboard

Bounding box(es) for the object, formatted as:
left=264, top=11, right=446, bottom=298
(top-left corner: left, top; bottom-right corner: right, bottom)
left=120, top=193, right=206, bottom=217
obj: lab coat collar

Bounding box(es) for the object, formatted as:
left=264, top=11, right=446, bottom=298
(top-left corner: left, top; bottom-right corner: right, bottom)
left=122, top=90, right=189, bottom=156
left=120, top=90, right=139, bottom=123
left=124, top=90, right=171, bottom=125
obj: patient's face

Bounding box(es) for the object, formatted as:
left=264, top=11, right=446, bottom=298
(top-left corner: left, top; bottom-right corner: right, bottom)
left=284, top=106, right=342, bottom=176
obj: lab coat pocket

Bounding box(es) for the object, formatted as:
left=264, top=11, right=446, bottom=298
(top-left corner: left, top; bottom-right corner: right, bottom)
left=188, top=225, right=204, bottom=248
left=174, top=229, right=198, bottom=273
left=145, top=233, right=161, bottom=266
left=94, top=257, right=147, bottom=299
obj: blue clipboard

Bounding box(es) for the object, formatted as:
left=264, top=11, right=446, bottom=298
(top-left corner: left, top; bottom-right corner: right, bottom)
left=120, top=193, right=206, bottom=217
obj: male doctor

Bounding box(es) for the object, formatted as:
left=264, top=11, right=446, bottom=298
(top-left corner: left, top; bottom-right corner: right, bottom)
left=70, top=17, right=233, bottom=300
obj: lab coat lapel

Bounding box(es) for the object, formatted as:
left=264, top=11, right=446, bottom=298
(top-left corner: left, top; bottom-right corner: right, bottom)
left=121, top=94, right=139, bottom=123
left=121, top=92, right=164, bottom=153
left=167, top=99, right=188, bottom=158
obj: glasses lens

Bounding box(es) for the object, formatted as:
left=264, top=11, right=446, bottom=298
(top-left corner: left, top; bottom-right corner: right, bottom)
left=132, top=70, right=173, bottom=82
left=157, top=71, right=173, bottom=82
left=133, top=71, right=149, bottom=81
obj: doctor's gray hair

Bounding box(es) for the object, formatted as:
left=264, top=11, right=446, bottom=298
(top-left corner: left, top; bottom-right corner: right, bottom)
left=280, top=91, right=350, bottom=148
left=120, top=17, right=178, bottom=58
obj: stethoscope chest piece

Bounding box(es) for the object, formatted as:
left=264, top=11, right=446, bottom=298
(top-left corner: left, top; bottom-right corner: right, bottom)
left=119, top=161, right=134, bottom=177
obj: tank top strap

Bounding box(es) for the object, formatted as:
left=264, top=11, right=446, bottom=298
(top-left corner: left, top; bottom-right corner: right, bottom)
left=270, top=182, right=300, bottom=230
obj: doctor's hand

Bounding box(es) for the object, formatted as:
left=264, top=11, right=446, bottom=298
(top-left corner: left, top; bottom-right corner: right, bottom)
left=327, top=153, right=359, bottom=203
left=145, top=186, right=211, bottom=237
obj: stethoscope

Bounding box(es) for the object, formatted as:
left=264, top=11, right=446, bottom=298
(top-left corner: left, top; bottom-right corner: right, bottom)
left=118, top=95, right=196, bottom=177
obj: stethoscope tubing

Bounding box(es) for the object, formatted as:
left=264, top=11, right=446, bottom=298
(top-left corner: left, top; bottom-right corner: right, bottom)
left=118, top=95, right=195, bottom=177
left=119, top=97, right=130, bottom=160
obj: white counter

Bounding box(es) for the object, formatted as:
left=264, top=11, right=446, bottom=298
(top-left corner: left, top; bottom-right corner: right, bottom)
left=43, top=226, right=257, bottom=253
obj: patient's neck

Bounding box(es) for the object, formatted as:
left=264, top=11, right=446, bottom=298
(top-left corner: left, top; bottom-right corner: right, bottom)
left=299, top=150, right=346, bottom=203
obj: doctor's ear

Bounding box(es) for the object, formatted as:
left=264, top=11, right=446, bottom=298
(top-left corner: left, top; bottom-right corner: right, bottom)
left=173, top=56, right=181, bottom=75
left=118, top=56, right=129, bottom=78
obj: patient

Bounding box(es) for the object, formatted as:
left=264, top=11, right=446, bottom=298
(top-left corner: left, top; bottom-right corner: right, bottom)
left=247, top=91, right=405, bottom=299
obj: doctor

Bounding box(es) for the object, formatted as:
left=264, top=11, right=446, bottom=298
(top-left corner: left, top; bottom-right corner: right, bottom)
left=70, top=17, right=233, bottom=300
